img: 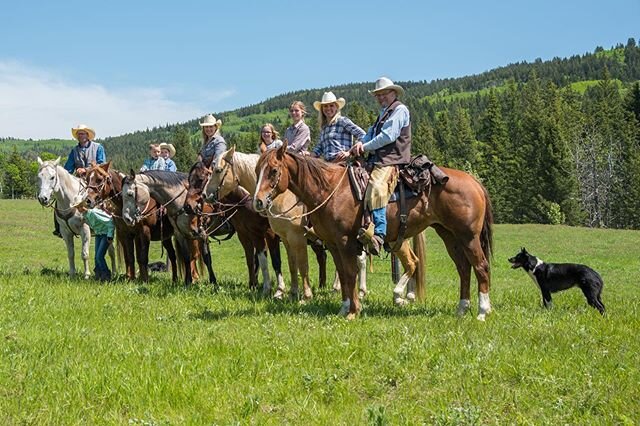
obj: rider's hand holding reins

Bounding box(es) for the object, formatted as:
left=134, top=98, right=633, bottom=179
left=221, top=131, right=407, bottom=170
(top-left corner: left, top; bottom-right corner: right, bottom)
left=350, top=141, right=365, bottom=157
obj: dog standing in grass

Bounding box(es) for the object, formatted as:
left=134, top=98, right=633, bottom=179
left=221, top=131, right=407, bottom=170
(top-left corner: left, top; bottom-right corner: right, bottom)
left=508, top=247, right=605, bottom=315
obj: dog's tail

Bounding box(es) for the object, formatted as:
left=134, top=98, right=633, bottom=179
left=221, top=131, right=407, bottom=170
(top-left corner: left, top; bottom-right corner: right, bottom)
left=481, top=185, right=494, bottom=264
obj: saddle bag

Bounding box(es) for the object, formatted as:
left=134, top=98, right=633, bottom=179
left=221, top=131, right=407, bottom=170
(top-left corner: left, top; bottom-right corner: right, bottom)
left=399, top=154, right=449, bottom=192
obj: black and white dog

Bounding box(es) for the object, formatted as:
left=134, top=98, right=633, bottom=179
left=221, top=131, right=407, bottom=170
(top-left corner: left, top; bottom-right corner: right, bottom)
left=508, top=247, right=605, bottom=314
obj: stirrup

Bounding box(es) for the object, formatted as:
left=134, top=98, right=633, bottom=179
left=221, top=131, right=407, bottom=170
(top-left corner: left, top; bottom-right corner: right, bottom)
left=304, top=225, right=320, bottom=243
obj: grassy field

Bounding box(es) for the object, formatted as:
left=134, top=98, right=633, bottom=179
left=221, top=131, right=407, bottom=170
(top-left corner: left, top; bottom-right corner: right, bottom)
left=0, top=199, right=638, bottom=425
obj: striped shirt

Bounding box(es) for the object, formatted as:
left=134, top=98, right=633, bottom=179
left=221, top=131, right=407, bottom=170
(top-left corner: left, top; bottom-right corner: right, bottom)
left=312, top=116, right=365, bottom=161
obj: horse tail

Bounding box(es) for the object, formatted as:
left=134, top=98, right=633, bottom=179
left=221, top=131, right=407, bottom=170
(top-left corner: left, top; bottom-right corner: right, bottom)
left=412, top=231, right=426, bottom=301
left=480, top=185, right=494, bottom=264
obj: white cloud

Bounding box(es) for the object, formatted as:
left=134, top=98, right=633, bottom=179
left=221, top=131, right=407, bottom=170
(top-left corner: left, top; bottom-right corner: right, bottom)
left=0, top=60, right=235, bottom=140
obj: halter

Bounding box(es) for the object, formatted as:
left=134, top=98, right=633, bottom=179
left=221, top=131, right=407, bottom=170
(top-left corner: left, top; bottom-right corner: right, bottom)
left=207, top=156, right=238, bottom=201
left=129, top=177, right=187, bottom=223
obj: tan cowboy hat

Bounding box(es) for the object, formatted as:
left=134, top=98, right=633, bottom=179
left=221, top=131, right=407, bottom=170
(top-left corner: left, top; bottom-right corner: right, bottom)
left=313, top=92, right=346, bottom=111
left=71, top=124, right=96, bottom=140
left=199, top=114, right=222, bottom=128
left=370, top=77, right=405, bottom=97
left=159, top=142, right=176, bottom=157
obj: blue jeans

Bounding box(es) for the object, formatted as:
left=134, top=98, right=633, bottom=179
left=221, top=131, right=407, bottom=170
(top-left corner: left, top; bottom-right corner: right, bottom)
left=94, top=234, right=111, bottom=280
left=372, top=207, right=387, bottom=237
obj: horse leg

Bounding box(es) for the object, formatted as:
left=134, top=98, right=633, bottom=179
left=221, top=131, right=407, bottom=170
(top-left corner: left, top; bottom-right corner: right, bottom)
left=434, top=225, right=473, bottom=317
left=238, top=232, right=258, bottom=291
left=162, top=238, right=178, bottom=282
left=292, top=233, right=312, bottom=302
left=118, top=230, right=136, bottom=280
left=107, top=241, right=117, bottom=277
left=200, top=239, right=217, bottom=287
left=253, top=236, right=272, bottom=295
left=80, top=228, right=91, bottom=279
left=176, top=235, right=192, bottom=286
left=339, top=248, right=360, bottom=319
left=357, top=249, right=367, bottom=298
left=309, top=242, right=327, bottom=289
left=135, top=232, right=151, bottom=282
left=391, top=240, right=418, bottom=306
left=462, top=237, right=492, bottom=321
left=266, top=232, right=283, bottom=297
left=332, top=271, right=341, bottom=293
left=60, top=229, right=76, bottom=278
left=275, top=239, right=292, bottom=300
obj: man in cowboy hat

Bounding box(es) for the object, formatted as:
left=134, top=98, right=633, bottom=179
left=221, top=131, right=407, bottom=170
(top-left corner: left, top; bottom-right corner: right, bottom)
left=349, top=77, right=412, bottom=256
left=64, top=124, right=106, bottom=177
left=55, top=124, right=106, bottom=237
left=197, top=114, right=227, bottom=168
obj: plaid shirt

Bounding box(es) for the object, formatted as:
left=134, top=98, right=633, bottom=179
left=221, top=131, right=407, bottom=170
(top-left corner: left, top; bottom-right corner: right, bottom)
left=312, top=116, right=365, bottom=161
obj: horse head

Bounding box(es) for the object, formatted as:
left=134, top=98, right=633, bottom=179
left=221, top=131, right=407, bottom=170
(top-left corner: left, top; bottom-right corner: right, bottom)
left=121, top=170, right=151, bottom=226
left=84, top=161, right=113, bottom=208
left=203, top=146, right=238, bottom=203
left=36, top=156, right=62, bottom=206
left=253, top=142, right=289, bottom=213
left=185, top=161, right=211, bottom=215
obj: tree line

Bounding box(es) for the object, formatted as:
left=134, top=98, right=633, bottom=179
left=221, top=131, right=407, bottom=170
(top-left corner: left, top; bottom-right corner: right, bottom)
left=2, top=39, right=639, bottom=228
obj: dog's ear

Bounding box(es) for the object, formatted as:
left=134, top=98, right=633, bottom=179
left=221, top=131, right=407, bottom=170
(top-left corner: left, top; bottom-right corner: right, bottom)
left=521, top=247, right=527, bottom=254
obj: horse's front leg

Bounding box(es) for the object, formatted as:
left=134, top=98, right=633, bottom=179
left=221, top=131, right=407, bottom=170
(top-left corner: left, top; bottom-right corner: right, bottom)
left=200, top=239, right=217, bottom=287
left=292, top=233, right=312, bottom=302
left=357, top=250, right=368, bottom=298
left=79, top=226, right=91, bottom=279
left=62, top=230, right=77, bottom=278
left=107, top=240, right=117, bottom=277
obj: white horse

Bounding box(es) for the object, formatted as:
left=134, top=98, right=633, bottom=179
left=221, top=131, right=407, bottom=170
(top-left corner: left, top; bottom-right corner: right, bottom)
left=203, top=147, right=367, bottom=301
left=37, top=157, right=116, bottom=279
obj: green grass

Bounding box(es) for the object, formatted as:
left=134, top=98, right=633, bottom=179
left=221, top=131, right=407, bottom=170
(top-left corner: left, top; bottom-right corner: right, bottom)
left=1, top=199, right=639, bottom=424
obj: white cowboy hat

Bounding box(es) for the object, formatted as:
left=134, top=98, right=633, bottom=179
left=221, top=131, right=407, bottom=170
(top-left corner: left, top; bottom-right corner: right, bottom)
left=71, top=124, right=96, bottom=141
left=313, top=92, right=346, bottom=111
left=159, top=142, right=176, bottom=157
left=370, top=77, right=405, bottom=97
left=199, top=114, right=222, bottom=128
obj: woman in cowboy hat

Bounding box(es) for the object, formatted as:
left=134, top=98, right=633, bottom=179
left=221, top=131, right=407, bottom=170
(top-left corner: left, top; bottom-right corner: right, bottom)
left=196, top=114, right=226, bottom=168
left=159, top=142, right=177, bottom=171
left=311, top=91, right=365, bottom=162
left=283, top=101, right=311, bottom=154
left=64, top=124, right=106, bottom=177
left=258, top=123, right=283, bottom=153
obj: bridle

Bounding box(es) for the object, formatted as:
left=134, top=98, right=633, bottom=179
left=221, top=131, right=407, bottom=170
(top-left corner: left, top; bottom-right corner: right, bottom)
left=207, top=156, right=238, bottom=201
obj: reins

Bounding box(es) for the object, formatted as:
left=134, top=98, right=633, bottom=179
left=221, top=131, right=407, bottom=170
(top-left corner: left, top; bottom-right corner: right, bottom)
left=267, top=164, right=349, bottom=221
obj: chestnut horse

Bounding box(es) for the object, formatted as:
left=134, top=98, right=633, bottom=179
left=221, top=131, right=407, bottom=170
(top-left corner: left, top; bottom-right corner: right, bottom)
left=84, top=162, right=188, bottom=282
left=253, top=144, right=494, bottom=320
left=185, top=161, right=285, bottom=295
left=203, top=147, right=368, bottom=301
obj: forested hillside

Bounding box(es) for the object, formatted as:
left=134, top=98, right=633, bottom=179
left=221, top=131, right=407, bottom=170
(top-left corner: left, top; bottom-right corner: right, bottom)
left=3, top=39, right=640, bottom=228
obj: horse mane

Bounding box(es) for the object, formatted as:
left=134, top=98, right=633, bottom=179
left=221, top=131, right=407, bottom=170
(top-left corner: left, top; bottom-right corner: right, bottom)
left=286, top=152, right=344, bottom=191
left=233, top=151, right=260, bottom=180
left=141, top=170, right=188, bottom=188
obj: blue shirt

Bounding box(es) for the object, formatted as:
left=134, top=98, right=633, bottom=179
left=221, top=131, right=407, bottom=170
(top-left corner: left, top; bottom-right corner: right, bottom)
left=312, top=116, right=365, bottom=161
left=140, top=157, right=165, bottom=172
left=362, top=104, right=410, bottom=152
left=164, top=158, right=177, bottom=172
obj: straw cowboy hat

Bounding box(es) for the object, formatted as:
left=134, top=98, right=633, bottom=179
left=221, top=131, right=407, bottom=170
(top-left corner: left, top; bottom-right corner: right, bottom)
left=370, top=77, right=405, bottom=97
left=199, top=114, right=222, bottom=128
left=313, top=92, right=346, bottom=111
left=71, top=124, right=96, bottom=141
left=159, top=142, right=176, bottom=157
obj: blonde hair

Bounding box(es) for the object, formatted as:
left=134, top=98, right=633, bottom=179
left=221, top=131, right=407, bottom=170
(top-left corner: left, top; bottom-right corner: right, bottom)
left=289, top=101, right=307, bottom=116
left=201, top=125, right=221, bottom=144
left=259, top=123, right=280, bottom=153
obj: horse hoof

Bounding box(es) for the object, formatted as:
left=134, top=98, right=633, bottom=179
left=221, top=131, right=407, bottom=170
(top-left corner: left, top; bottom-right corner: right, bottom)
left=273, top=290, right=284, bottom=300
left=394, top=297, right=408, bottom=307
left=476, top=313, right=486, bottom=321
left=346, top=313, right=357, bottom=321
left=406, top=292, right=416, bottom=302
left=359, top=290, right=367, bottom=299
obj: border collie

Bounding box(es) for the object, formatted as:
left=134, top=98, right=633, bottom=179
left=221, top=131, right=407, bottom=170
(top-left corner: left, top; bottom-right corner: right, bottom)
left=508, top=247, right=605, bottom=314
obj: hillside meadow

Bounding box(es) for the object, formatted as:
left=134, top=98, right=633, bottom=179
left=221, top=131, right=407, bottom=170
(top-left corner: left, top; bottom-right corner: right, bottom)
left=0, top=199, right=639, bottom=424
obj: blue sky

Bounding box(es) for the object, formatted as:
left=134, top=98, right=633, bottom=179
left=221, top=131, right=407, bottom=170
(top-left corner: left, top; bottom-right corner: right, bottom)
left=1, top=0, right=638, bottom=139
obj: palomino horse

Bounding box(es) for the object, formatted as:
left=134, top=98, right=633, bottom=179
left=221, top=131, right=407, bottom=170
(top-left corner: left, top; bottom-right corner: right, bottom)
left=36, top=157, right=116, bottom=279
left=253, top=144, right=494, bottom=320
left=202, top=147, right=368, bottom=301
left=121, top=170, right=216, bottom=287
left=84, top=162, right=184, bottom=282
left=185, top=161, right=285, bottom=295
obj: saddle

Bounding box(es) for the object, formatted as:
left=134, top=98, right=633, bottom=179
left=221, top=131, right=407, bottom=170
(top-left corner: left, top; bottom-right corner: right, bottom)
left=348, top=154, right=449, bottom=252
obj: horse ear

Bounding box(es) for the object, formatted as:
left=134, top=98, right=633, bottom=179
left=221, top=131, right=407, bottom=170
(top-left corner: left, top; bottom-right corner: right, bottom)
left=104, top=161, right=111, bottom=171
left=129, top=169, right=136, bottom=178
left=228, top=145, right=236, bottom=157
left=37, top=156, right=43, bottom=166
left=54, top=156, right=61, bottom=166
left=277, top=141, right=287, bottom=158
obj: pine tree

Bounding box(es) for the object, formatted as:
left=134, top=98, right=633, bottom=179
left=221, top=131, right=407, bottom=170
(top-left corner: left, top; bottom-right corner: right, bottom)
left=172, top=126, right=197, bottom=172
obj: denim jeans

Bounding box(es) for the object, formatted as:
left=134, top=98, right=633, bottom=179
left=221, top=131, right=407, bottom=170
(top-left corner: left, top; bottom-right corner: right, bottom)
left=94, top=234, right=111, bottom=280
left=372, top=207, right=387, bottom=237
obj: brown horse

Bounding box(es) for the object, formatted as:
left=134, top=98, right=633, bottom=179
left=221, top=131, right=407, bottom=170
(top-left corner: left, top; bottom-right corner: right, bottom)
left=84, top=162, right=201, bottom=282
left=253, top=144, right=494, bottom=320
left=185, top=161, right=285, bottom=295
